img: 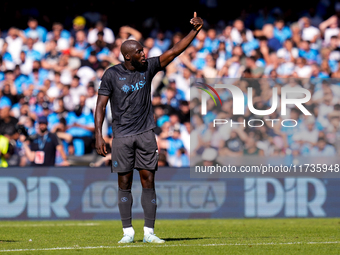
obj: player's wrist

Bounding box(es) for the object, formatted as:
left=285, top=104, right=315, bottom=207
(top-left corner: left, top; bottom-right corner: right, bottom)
left=95, top=132, right=103, bottom=138
left=192, top=26, right=201, bottom=32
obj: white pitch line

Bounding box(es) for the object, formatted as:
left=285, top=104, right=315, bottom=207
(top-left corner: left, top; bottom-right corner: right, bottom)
left=0, top=223, right=100, bottom=227
left=0, top=241, right=339, bottom=252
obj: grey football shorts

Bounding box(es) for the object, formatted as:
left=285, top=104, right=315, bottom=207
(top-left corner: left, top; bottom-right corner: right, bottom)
left=110, top=129, right=159, bottom=173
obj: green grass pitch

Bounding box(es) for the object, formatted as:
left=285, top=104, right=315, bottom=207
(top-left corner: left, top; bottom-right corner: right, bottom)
left=0, top=218, right=339, bottom=254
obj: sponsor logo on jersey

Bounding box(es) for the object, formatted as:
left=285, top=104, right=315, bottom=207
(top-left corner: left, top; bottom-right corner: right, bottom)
left=121, top=80, right=146, bottom=94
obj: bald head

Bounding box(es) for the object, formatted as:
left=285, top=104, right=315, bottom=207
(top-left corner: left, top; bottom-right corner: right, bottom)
left=121, top=40, right=142, bottom=60
left=121, top=40, right=146, bottom=70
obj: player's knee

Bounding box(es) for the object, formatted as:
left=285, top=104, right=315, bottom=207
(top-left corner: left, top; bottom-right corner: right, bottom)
left=118, top=173, right=133, bottom=190
left=139, top=170, right=155, bottom=189
left=119, top=182, right=132, bottom=190
left=141, top=176, right=155, bottom=189
left=142, top=181, right=154, bottom=189
left=118, top=178, right=132, bottom=189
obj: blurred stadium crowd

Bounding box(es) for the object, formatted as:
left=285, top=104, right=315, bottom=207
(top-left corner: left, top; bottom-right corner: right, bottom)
left=0, top=1, right=340, bottom=166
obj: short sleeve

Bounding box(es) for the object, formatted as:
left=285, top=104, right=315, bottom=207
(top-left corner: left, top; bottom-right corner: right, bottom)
left=147, top=57, right=161, bottom=78
left=98, top=68, right=113, bottom=96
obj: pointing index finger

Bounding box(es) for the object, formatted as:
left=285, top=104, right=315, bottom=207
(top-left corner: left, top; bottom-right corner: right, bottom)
left=194, top=12, right=197, bottom=18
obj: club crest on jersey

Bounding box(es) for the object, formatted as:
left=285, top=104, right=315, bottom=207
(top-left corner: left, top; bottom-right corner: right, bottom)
left=121, top=84, right=131, bottom=93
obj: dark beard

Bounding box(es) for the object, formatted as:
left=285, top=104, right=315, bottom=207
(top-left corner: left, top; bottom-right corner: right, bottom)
left=39, top=127, right=48, bottom=134
left=131, top=58, right=147, bottom=71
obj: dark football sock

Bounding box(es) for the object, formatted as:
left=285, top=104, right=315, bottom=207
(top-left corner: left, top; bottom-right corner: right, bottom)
left=118, top=188, right=133, bottom=228
left=141, top=188, right=157, bottom=228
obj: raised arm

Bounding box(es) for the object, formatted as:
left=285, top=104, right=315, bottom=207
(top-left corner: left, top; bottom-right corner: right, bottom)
left=95, top=94, right=109, bottom=156
left=159, top=12, right=203, bottom=68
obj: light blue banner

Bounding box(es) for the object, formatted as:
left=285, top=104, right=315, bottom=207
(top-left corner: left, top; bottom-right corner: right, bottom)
left=0, top=167, right=338, bottom=219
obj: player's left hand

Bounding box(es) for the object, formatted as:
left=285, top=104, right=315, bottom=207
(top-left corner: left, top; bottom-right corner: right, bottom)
left=95, top=136, right=107, bottom=157
left=190, top=12, right=203, bottom=31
